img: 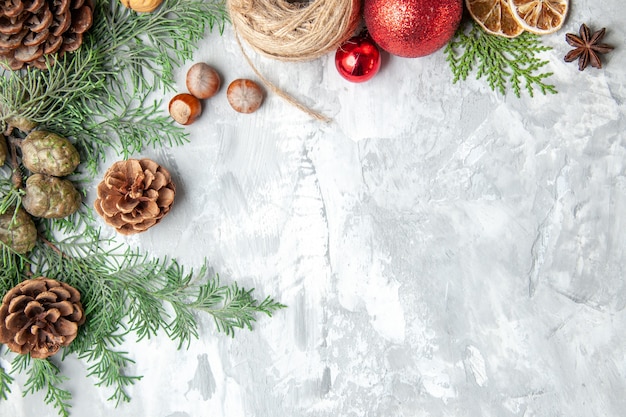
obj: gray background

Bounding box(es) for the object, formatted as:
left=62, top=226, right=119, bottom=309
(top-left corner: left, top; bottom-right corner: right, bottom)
left=2, top=0, right=625, bottom=416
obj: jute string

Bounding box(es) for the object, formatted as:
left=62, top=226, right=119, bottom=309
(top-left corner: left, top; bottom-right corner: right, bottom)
left=227, top=0, right=362, bottom=122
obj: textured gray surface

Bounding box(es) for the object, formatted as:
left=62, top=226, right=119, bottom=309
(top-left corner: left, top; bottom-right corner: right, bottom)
left=2, top=1, right=625, bottom=416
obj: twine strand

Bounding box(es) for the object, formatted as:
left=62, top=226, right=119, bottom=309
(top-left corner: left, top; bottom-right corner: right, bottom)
left=227, top=0, right=361, bottom=121
left=234, top=31, right=331, bottom=123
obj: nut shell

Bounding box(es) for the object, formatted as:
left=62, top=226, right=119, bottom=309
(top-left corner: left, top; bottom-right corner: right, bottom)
left=186, top=63, right=221, bottom=99
left=226, top=79, right=264, bottom=114
left=169, top=93, right=202, bottom=125
left=120, top=0, right=164, bottom=13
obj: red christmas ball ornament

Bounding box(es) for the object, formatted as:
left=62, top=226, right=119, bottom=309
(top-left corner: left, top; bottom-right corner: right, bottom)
left=363, top=0, right=463, bottom=58
left=335, top=33, right=381, bottom=83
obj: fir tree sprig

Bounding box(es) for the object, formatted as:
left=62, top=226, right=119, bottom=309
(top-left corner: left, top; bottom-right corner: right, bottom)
left=0, top=349, right=13, bottom=401
left=92, top=0, right=228, bottom=93
left=11, top=355, right=73, bottom=417
left=77, top=337, right=141, bottom=405
left=0, top=175, right=24, bottom=215
left=444, top=20, right=557, bottom=97
left=0, top=49, right=107, bottom=131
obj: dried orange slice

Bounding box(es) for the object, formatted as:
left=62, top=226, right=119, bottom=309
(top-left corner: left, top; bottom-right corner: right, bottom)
left=465, top=0, right=525, bottom=38
left=507, top=0, right=569, bottom=35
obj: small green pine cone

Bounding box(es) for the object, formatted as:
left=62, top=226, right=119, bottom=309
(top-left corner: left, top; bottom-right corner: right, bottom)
left=21, top=131, right=80, bottom=177
left=22, top=174, right=82, bottom=219
left=0, top=136, right=7, bottom=166
left=0, top=207, right=37, bottom=254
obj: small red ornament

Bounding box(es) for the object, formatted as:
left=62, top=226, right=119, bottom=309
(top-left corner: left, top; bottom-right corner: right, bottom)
left=364, top=0, right=463, bottom=58
left=335, top=33, right=381, bottom=83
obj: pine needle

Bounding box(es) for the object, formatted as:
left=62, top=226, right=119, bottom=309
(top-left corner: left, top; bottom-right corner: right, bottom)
left=444, top=20, right=557, bottom=97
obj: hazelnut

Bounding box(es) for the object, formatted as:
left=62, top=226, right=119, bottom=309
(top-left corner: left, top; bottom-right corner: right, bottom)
left=226, top=79, right=264, bottom=114
left=169, top=93, right=202, bottom=125
left=120, top=0, right=163, bottom=13
left=186, top=63, right=221, bottom=99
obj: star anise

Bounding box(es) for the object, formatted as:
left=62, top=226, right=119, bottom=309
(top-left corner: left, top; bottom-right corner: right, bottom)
left=564, top=24, right=614, bottom=71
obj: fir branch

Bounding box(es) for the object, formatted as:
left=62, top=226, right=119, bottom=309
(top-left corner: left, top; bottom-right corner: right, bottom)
left=29, top=231, right=285, bottom=360
left=92, top=0, right=228, bottom=93
left=77, top=338, right=142, bottom=406
left=14, top=355, right=73, bottom=417
left=0, top=176, right=24, bottom=216
left=0, top=244, right=27, bottom=286
left=0, top=50, right=107, bottom=127
left=0, top=349, right=13, bottom=401
left=188, top=278, right=287, bottom=337
left=80, top=94, right=189, bottom=161
left=444, top=20, right=557, bottom=97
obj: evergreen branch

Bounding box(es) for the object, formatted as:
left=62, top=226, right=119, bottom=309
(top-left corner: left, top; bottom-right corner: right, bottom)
left=30, top=229, right=285, bottom=348
left=0, top=242, right=30, bottom=283
left=444, top=20, right=557, bottom=97
left=0, top=50, right=107, bottom=126
left=78, top=338, right=142, bottom=406
left=80, top=94, right=189, bottom=160
left=14, top=355, right=72, bottom=417
left=0, top=349, right=13, bottom=401
left=92, top=0, right=228, bottom=92
left=189, top=278, right=287, bottom=337
left=0, top=176, right=24, bottom=214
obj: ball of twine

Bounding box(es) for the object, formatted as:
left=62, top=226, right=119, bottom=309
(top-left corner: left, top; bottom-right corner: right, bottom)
left=228, top=0, right=362, bottom=62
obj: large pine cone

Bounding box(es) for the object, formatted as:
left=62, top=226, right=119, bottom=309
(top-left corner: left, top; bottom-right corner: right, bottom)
left=22, top=173, right=82, bottom=218
left=94, top=158, right=176, bottom=235
left=0, top=0, right=95, bottom=70
left=0, top=207, right=37, bottom=254
left=0, top=277, right=85, bottom=359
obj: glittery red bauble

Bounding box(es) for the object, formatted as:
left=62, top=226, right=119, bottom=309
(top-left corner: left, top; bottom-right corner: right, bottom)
left=363, top=0, right=463, bottom=58
left=335, top=33, right=381, bottom=83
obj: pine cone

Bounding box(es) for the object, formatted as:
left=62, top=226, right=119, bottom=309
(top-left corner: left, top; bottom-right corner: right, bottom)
left=0, top=277, right=85, bottom=359
left=0, top=207, right=37, bottom=254
left=21, top=130, right=80, bottom=176
left=94, top=158, right=176, bottom=235
left=22, top=173, right=82, bottom=218
left=0, top=0, right=95, bottom=70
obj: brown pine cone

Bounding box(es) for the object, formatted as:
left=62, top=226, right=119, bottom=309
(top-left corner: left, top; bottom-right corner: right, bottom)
left=94, top=158, right=176, bottom=235
left=0, top=0, right=95, bottom=70
left=21, top=130, right=80, bottom=176
left=22, top=173, right=82, bottom=218
left=0, top=277, right=85, bottom=359
left=0, top=207, right=37, bottom=254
